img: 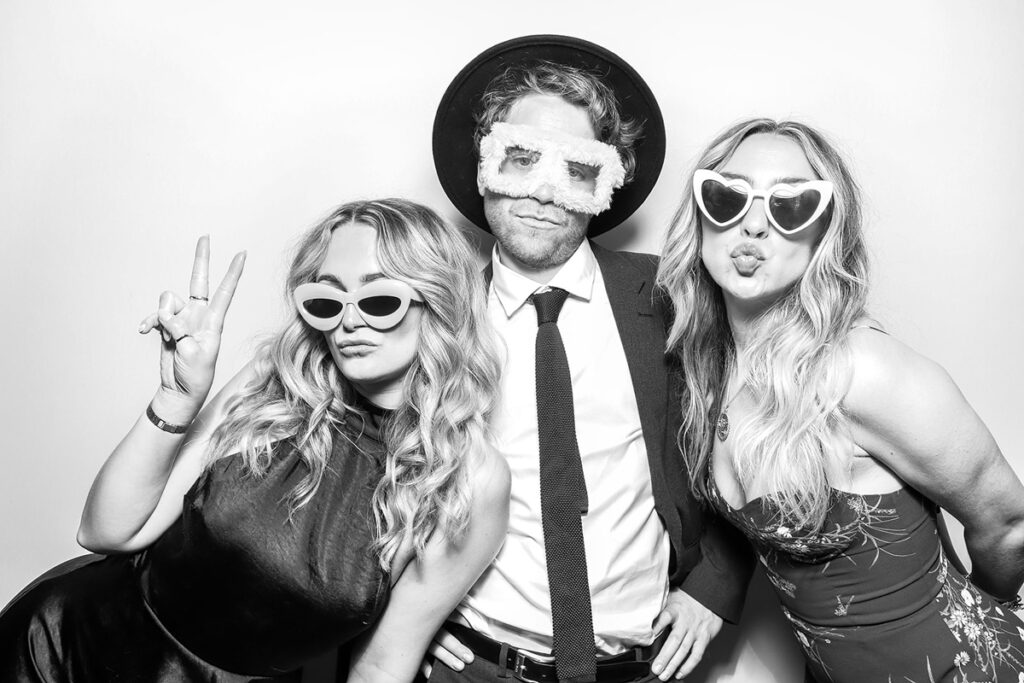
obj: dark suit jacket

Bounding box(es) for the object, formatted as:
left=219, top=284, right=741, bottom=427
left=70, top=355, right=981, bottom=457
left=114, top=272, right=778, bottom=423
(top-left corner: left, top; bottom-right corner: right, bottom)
left=590, top=242, right=753, bottom=624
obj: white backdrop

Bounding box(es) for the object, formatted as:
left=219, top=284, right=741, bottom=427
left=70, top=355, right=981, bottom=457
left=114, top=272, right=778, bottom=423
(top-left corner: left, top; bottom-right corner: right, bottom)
left=2, top=2, right=1022, bottom=681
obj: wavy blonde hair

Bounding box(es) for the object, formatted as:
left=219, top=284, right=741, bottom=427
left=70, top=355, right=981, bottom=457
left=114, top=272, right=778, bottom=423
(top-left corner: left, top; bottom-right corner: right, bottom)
left=657, top=119, right=869, bottom=531
left=206, top=198, right=501, bottom=568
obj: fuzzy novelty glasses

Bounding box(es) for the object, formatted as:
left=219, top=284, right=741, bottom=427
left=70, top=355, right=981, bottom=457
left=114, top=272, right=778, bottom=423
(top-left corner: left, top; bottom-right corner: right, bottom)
left=477, top=123, right=626, bottom=215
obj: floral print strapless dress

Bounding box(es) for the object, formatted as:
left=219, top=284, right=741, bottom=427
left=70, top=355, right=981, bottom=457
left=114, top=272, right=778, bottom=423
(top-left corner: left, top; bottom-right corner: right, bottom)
left=711, top=482, right=1024, bottom=682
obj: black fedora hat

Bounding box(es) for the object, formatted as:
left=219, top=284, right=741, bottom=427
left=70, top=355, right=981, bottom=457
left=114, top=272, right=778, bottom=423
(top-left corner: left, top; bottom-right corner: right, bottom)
left=432, top=34, right=665, bottom=236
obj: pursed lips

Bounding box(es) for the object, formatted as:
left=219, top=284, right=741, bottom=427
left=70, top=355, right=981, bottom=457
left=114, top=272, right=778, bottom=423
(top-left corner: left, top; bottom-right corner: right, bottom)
left=731, top=242, right=766, bottom=259
left=729, top=242, right=767, bottom=276
left=336, top=339, right=378, bottom=356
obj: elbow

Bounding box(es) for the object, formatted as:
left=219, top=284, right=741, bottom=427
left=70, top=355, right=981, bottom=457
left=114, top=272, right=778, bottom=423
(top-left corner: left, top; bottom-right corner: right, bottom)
left=76, top=523, right=135, bottom=555
left=76, top=524, right=112, bottom=554
left=1002, top=516, right=1024, bottom=557
left=965, top=513, right=1024, bottom=560
left=76, top=525, right=106, bottom=554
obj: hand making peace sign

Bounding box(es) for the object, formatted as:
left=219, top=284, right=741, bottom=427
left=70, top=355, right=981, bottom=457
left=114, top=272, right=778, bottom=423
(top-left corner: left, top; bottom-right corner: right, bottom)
left=138, top=236, right=246, bottom=412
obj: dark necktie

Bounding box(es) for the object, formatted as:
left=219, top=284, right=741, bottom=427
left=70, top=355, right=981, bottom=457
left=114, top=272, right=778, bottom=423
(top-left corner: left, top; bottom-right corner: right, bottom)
left=532, top=288, right=596, bottom=683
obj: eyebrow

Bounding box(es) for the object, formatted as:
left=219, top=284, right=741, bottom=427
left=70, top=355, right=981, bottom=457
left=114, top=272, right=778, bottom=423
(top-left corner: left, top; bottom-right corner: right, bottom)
left=314, top=272, right=387, bottom=290
left=721, top=171, right=815, bottom=185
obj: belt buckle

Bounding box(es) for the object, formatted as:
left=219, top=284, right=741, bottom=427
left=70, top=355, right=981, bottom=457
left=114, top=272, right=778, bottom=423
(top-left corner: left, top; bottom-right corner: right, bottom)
left=512, top=650, right=543, bottom=683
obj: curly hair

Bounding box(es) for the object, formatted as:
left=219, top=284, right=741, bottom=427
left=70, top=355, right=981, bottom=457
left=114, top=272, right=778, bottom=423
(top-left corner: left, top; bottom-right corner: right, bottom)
left=657, top=119, right=869, bottom=531
left=473, top=60, right=643, bottom=184
left=206, top=198, right=502, bottom=568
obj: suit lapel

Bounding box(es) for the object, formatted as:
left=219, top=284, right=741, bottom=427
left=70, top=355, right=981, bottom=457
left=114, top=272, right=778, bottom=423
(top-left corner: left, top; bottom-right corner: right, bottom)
left=591, top=242, right=667, bottom=485
left=592, top=243, right=687, bottom=567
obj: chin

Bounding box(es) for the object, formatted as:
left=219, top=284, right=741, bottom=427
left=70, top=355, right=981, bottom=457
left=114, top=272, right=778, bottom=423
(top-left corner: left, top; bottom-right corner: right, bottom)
left=342, top=355, right=413, bottom=387
left=515, top=228, right=586, bottom=267
left=513, top=240, right=568, bottom=269
left=336, top=356, right=380, bottom=378
left=715, top=274, right=763, bottom=300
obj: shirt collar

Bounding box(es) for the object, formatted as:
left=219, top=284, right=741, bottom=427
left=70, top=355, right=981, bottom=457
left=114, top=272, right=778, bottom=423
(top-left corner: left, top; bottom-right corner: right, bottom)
left=490, top=240, right=596, bottom=318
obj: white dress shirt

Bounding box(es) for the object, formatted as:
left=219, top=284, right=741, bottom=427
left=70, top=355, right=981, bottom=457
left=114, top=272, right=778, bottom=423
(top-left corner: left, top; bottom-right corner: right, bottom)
left=455, top=240, right=670, bottom=655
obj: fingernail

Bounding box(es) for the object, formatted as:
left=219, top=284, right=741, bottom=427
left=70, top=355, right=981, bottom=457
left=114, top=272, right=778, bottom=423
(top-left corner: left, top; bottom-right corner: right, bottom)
left=162, top=330, right=170, bottom=342
left=453, top=661, right=464, bottom=671
left=138, top=323, right=147, bottom=333
left=651, top=663, right=663, bottom=674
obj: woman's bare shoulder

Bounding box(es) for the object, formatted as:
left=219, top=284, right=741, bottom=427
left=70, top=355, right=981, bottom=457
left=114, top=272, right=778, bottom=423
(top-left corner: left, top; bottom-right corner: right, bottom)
left=466, top=440, right=511, bottom=508
left=842, top=323, right=971, bottom=482
left=845, top=323, right=952, bottom=418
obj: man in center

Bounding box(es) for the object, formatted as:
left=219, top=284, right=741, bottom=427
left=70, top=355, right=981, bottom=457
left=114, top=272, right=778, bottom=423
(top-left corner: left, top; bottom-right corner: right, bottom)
left=429, top=35, right=752, bottom=682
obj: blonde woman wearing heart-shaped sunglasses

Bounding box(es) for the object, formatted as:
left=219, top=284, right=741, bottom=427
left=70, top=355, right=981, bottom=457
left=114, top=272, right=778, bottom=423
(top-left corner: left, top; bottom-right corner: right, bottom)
left=658, top=118, right=1024, bottom=683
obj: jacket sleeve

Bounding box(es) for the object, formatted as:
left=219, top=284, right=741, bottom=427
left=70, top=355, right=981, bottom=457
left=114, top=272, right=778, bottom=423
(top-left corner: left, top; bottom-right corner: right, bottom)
left=653, top=273, right=756, bottom=624
left=678, top=510, right=755, bottom=624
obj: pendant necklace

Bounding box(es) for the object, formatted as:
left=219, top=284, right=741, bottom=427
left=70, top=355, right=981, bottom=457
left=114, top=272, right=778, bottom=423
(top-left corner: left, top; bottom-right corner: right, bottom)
left=716, top=374, right=747, bottom=442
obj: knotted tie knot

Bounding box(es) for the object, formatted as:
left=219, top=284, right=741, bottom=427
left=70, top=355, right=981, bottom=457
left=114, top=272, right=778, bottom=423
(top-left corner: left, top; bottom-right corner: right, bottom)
left=532, top=287, right=569, bottom=326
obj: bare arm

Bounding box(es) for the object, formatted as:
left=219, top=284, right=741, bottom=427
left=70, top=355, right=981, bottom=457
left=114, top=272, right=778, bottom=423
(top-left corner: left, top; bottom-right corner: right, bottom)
left=348, top=446, right=511, bottom=683
left=845, top=329, right=1024, bottom=600
left=77, top=237, right=247, bottom=553
left=77, top=366, right=253, bottom=553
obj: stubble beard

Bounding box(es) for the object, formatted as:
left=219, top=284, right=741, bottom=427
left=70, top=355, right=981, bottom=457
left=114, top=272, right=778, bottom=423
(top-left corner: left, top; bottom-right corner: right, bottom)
left=485, top=199, right=589, bottom=273
left=497, top=226, right=586, bottom=271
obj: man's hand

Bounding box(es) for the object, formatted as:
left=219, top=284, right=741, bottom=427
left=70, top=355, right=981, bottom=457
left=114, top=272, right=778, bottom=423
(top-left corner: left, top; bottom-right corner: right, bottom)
left=418, top=627, right=474, bottom=679
left=649, top=588, right=723, bottom=680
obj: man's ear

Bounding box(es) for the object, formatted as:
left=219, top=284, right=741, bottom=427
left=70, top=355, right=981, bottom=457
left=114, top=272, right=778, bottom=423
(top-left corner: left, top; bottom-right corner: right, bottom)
left=476, top=162, right=486, bottom=197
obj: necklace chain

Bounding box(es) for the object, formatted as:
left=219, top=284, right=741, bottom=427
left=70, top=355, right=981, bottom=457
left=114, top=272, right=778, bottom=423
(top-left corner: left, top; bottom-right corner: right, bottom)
left=716, top=370, right=747, bottom=443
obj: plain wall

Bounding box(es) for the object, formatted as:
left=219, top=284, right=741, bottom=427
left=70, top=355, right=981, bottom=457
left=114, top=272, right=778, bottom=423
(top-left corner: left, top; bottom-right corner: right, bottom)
left=2, top=2, right=1022, bottom=681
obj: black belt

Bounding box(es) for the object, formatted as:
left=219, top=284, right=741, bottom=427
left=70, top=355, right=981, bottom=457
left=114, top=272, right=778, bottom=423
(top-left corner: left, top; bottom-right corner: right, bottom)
left=446, top=622, right=665, bottom=683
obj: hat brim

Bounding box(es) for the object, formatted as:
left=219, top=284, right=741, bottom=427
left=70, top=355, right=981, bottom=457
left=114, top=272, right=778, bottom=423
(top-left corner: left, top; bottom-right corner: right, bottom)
left=432, top=34, right=665, bottom=237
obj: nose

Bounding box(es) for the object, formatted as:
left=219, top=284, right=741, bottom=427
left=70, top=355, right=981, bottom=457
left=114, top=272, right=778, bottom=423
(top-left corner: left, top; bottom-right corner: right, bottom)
left=340, top=302, right=366, bottom=332
left=740, top=197, right=770, bottom=239
left=531, top=182, right=555, bottom=204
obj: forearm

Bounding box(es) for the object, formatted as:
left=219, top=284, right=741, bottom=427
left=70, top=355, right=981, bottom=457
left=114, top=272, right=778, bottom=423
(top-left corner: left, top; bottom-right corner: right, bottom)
left=77, top=388, right=202, bottom=550
left=965, top=519, right=1024, bottom=601
left=347, top=660, right=406, bottom=683
left=350, top=450, right=510, bottom=682
left=348, top=646, right=422, bottom=683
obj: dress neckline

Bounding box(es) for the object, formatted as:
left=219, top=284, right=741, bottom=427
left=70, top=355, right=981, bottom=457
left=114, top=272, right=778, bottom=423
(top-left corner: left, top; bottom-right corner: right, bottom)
left=708, top=471, right=906, bottom=515
left=348, top=394, right=394, bottom=443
